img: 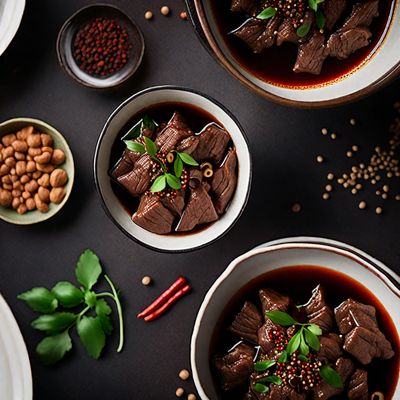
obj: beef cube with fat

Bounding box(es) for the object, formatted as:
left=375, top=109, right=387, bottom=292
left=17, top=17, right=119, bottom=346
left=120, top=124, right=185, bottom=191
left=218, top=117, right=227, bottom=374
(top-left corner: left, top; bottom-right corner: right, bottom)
left=348, top=368, right=368, bottom=400
left=214, top=343, right=255, bottom=390
left=341, top=0, right=379, bottom=31
left=176, top=136, right=199, bottom=155
left=318, top=333, right=343, bottom=362
left=259, top=288, right=290, bottom=316
left=323, top=0, right=346, bottom=31
left=229, top=301, right=263, bottom=343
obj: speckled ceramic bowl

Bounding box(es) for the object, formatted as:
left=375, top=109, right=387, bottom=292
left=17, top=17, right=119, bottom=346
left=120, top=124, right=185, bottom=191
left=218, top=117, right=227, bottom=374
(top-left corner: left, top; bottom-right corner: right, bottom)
left=189, top=0, right=400, bottom=107
left=191, top=238, right=400, bottom=399
left=0, top=118, right=74, bottom=225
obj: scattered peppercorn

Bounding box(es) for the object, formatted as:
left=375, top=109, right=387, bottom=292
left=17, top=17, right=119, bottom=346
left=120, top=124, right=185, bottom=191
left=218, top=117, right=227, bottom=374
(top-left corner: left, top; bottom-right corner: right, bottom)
left=321, top=128, right=328, bottom=136
left=327, top=173, right=334, bottom=180
left=316, top=155, right=324, bottom=163
left=330, top=133, right=337, bottom=140
left=145, top=11, right=154, bottom=20
left=161, top=6, right=170, bottom=15
left=376, top=206, right=383, bottom=215
left=179, top=11, right=188, bottom=20
left=73, top=17, right=131, bottom=77
left=179, top=369, right=190, bottom=381
left=322, top=193, right=330, bottom=200
left=142, top=276, right=152, bottom=286
left=291, top=202, right=301, bottom=213
left=176, top=387, right=185, bottom=397
left=359, top=201, right=367, bottom=210
left=187, top=395, right=196, bottom=400
left=350, top=118, right=357, bottom=126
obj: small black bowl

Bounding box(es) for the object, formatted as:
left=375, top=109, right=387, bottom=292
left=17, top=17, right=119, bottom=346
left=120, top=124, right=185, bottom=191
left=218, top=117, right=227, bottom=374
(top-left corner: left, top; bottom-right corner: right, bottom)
left=56, top=4, right=145, bottom=89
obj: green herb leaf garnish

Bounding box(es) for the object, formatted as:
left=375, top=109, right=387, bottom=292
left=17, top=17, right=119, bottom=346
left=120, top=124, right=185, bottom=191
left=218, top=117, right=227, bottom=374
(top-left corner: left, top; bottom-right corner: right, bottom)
left=307, top=324, right=323, bottom=336
left=316, top=9, right=325, bottom=29
left=304, top=328, right=320, bottom=351
left=165, top=173, right=181, bottom=190
left=125, top=141, right=146, bottom=153
left=150, top=175, right=167, bottom=192
left=266, top=311, right=298, bottom=326
left=253, top=383, right=269, bottom=394
left=299, top=332, right=310, bottom=355
left=298, top=354, right=309, bottom=362
left=278, top=350, right=287, bottom=363
left=18, top=249, right=125, bottom=365
left=174, top=156, right=183, bottom=178
left=254, top=359, right=276, bottom=372
left=257, top=376, right=283, bottom=385
left=296, top=23, right=311, bottom=38
left=144, top=136, right=158, bottom=157
left=257, top=6, right=277, bottom=20
left=287, top=330, right=302, bottom=354
left=319, top=365, right=343, bottom=388
left=177, top=151, right=199, bottom=166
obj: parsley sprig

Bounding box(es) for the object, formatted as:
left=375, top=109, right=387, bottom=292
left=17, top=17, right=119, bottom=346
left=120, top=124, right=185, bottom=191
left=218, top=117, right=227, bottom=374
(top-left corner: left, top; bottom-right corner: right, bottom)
left=17, top=249, right=124, bottom=365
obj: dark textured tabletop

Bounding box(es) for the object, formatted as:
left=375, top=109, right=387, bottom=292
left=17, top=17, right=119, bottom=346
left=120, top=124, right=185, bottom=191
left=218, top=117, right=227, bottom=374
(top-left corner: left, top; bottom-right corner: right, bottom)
left=0, top=1, right=399, bottom=399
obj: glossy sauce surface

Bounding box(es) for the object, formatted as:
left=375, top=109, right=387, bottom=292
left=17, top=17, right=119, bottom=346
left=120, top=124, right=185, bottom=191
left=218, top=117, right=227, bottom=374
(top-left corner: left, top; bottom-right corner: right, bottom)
left=211, top=0, right=394, bottom=87
left=211, top=265, right=400, bottom=399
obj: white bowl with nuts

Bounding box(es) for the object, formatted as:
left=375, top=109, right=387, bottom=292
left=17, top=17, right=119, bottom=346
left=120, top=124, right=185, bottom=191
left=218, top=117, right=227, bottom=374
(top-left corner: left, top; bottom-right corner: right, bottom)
left=0, top=118, right=74, bottom=225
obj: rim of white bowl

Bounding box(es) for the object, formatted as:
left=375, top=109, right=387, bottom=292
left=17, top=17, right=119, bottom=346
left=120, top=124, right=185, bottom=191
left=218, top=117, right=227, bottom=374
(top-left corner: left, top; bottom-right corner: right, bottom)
left=0, top=0, right=25, bottom=56
left=93, top=85, right=252, bottom=252
left=190, top=241, right=400, bottom=399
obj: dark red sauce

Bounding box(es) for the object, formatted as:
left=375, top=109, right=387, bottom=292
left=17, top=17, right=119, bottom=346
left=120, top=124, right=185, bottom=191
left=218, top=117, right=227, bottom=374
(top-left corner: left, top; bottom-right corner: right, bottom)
left=109, top=102, right=233, bottom=235
left=211, top=265, right=400, bottom=399
left=211, top=1, right=395, bottom=87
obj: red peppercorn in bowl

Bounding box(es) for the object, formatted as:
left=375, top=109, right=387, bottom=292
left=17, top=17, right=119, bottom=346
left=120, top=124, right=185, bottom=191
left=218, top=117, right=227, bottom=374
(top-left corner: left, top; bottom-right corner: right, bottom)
left=56, top=4, right=144, bottom=89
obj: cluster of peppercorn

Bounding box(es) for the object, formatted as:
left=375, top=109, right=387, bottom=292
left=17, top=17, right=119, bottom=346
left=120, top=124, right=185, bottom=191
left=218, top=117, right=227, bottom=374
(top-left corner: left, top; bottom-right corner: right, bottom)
left=73, top=17, right=131, bottom=77
left=268, top=0, right=307, bottom=28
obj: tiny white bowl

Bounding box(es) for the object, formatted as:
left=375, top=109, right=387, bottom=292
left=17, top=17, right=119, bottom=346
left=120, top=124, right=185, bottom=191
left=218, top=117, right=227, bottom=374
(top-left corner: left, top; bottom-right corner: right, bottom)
left=191, top=239, right=400, bottom=399
left=94, top=86, right=252, bottom=252
left=0, top=0, right=25, bottom=56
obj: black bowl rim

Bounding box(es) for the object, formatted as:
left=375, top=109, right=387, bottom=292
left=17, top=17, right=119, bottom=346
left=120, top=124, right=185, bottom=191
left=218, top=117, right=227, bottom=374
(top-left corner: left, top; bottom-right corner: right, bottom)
left=93, top=85, right=253, bottom=253
left=56, top=3, right=145, bottom=89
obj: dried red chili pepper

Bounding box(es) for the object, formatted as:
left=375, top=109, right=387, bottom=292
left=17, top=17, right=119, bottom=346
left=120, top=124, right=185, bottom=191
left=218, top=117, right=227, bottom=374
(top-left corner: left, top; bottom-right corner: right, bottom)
left=137, top=276, right=187, bottom=318
left=144, top=284, right=191, bottom=322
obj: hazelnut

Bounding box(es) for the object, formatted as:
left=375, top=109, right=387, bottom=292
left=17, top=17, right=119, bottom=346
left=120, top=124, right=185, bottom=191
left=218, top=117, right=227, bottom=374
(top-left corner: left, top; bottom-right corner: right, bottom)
left=25, top=180, right=38, bottom=193
left=5, top=157, right=16, bottom=168
left=11, top=197, right=21, bottom=209
left=16, top=161, right=26, bottom=176
left=26, top=197, right=36, bottom=210
left=38, top=174, right=50, bottom=187
left=28, top=147, right=41, bottom=157
left=14, top=151, right=25, bottom=161
left=38, top=186, right=50, bottom=203
left=20, top=174, right=30, bottom=184
left=0, top=164, right=10, bottom=176
left=26, top=134, right=42, bottom=148
left=40, top=133, right=53, bottom=147
left=3, top=146, right=14, bottom=158
left=16, top=204, right=27, bottom=215
left=50, top=169, right=68, bottom=187
left=50, top=187, right=65, bottom=204
left=22, top=191, right=31, bottom=199
left=51, top=149, right=66, bottom=165
left=26, top=161, right=36, bottom=173
left=0, top=189, right=12, bottom=206
left=34, top=193, right=49, bottom=213
left=12, top=140, right=28, bottom=153
left=2, top=134, right=16, bottom=146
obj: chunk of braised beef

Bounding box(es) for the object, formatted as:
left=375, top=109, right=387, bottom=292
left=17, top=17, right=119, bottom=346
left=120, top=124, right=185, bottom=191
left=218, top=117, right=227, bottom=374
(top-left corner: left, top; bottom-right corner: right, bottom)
left=334, top=299, right=378, bottom=334
left=233, top=16, right=281, bottom=54
left=215, top=343, right=255, bottom=391
left=155, top=112, right=193, bottom=153
left=257, top=318, right=286, bottom=353
left=160, top=189, right=185, bottom=216
left=303, top=285, right=334, bottom=333
left=293, top=31, right=328, bottom=75
left=176, top=135, right=199, bottom=155
left=230, top=0, right=258, bottom=16
left=341, top=0, right=379, bottom=31
left=343, top=326, right=394, bottom=365
left=276, top=19, right=298, bottom=46
left=259, top=288, right=290, bottom=317
left=176, top=183, right=218, bottom=231
left=191, top=123, right=230, bottom=164
left=348, top=368, right=368, bottom=400
left=313, top=357, right=355, bottom=400
left=131, top=193, right=175, bottom=234
left=323, top=0, right=346, bottom=31
left=318, top=333, right=343, bottom=363
left=264, top=383, right=307, bottom=400
left=117, top=154, right=153, bottom=196
left=327, top=27, right=372, bottom=60
left=211, top=148, right=238, bottom=214
left=229, top=301, right=263, bottom=344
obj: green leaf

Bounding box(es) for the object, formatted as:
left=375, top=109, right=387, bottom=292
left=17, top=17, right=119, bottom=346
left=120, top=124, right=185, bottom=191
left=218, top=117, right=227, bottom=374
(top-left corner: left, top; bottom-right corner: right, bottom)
left=84, top=291, right=97, bottom=308
left=52, top=281, right=83, bottom=308
left=253, top=383, right=269, bottom=394
left=254, top=359, right=276, bottom=372
left=298, top=354, right=309, bottom=362
left=297, top=23, right=311, bottom=38
left=308, top=0, right=317, bottom=11
left=257, top=376, right=283, bottom=385
left=304, top=328, right=320, bottom=351
left=76, top=316, right=106, bottom=359
left=75, top=249, right=102, bottom=290
left=266, top=311, right=298, bottom=326
left=174, top=156, right=183, bottom=178
left=319, top=365, right=343, bottom=389
left=287, top=331, right=301, bottom=355
left=307, top=324, right=322, bottom=336
left=316, top=9, right=325, bottom=29
left=278, top=350, right=287, bottom=363
left=125, top=141, right=145, bottom=153
left=144, top=136, right=158, bottom=157
left=98, top=314, right=113, bottom=336
left=95, top=299, right=112, bottom=316
left=31, top=312, right=77, bottom=334
left=166, top=173, right=181, bottom=189
left=142, top=115, right=158, bottom=133
left=36, top=330, right=72, bottom=365
left=299, top=331, right=310, bottom=356
left=256, top=6, right=277, bottom=19
left=178, top=152, right=199, bottom=166
left=17, top=287, right=58, bottom=313
left=150, top=174, right=166, bottom=192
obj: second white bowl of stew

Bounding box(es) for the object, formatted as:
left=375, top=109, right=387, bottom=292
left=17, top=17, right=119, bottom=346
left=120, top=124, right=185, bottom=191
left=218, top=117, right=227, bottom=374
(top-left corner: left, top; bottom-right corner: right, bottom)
left=94, top=86, right=251, bottom=252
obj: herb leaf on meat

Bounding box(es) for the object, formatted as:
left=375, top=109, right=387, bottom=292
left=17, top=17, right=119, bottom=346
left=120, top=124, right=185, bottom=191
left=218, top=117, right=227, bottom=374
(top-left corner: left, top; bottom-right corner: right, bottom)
left=256, top=6, right=277, bottom=20
left=266, top=310, right=298, bottom=326
left=125, top=141, right=145, bottom=153
left=319, top=365, right=344, bottom=388
left=254, top=359, right=276, bottom=372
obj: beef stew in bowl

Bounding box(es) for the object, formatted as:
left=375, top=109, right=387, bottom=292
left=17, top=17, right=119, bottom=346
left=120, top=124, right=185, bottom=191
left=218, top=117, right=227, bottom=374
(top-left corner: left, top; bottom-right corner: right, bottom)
left=94, top=86, right=251, bottom=252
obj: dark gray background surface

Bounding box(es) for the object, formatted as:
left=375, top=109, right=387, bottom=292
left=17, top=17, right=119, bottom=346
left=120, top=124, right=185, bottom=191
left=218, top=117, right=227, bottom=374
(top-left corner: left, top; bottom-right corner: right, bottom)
left=0, top=1, right=399, bottom=399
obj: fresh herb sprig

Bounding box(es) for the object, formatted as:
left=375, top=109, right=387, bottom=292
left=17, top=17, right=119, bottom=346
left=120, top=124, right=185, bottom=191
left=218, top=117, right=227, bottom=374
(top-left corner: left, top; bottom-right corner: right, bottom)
left=17, top=249, right=124, bottom=365
left=266, top=310, right=343, bottom=389
left=252, top=359, right=283, bottom=394
left=122, top=115, right=198, bottom=193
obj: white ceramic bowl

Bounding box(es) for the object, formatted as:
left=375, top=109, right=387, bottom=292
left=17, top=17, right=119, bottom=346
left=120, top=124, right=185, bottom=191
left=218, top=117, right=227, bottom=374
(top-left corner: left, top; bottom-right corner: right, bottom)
left=192, top=0, right=400, bottom=107
left=94, top=86, right=252, bottom=252
left=191, top=239, right=400, bottom=399
left=0, top=0, right=25, bottom=56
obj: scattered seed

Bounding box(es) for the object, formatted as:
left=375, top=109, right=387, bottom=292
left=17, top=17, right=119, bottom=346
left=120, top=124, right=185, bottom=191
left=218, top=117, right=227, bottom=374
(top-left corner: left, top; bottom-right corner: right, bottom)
left=358, top=201, right=367, bottom=210
left=327, top=173, right=334, bottom=180
left=179, top=11, right=188, bottom=20
left=352, top=145, right=359, bottom=152
left=316, top=155, right=324, bottom=163
left=356, top=184, right=362, bottom=190
left=325, top=184, right=333, bottom=192
left=188, top=395, right=197, bottom=400
left=383, top=185, right=389, bottom=193
left=376, top=190, right=381, bottom=196
left=145, top=10, right=153, bottom=20
left=351, top=188, right=358, bottom=195
left=176, top=388, right=185, bottom=397
left=291, top=203, right=302, bottom=213
left=322, top=193, right=330, bottom=200
left=395, top=195, right=400, bottom=201
left=141, top=276, right=152, bottom=286
left=161, top=5, right=170, bottom=15
left=179, top=369, right=190, bottom=381
left=382, top=193, right=388, bottom=200
left=321, top=128, right=328, bottom=135
left=350, top=118, right=357, bottom=126
left=330, top=133, right=337, bottom=140
left=346, top=151, right=353, bottom=158
left=375, top=207, right=383, bottom=215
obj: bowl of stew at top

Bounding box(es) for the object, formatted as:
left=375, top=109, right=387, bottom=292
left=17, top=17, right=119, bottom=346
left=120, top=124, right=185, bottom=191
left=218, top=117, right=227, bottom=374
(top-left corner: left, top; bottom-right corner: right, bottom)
left=190, top=0, right=399, bottom=107
left=94, top=86, right=252, bottom=252
left=191, top=241, right=400, bottom=399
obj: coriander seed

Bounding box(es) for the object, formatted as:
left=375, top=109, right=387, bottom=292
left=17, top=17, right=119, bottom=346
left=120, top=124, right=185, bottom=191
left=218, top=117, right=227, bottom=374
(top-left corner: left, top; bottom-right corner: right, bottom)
left=321, top=128, right=328, bottom=135
left=322, top=193, right=330, bottom=200
left=291, top=203, right=301, bottom=213
left=316, top=155, right=324, bottom=163
left=142, top=276, right=152, bottom=286
left=331, top=133, right=337, bottom=140
left=325, top=184, right=333, bottom=192
left=161, top=6, right=170, bottom=15
left=179, top=369, right=190, bottom=381
left=188, top=395, right=196, bottom=400
left=352, top=145, right=359, bottom=152
left=179, top=11, right=188, bottom=20
left=358, top=201, right=367, bottom=210
left=145, top=11, right=154, bottom=20
left=346, top=151, right=353, bottom=158
left=350, top=118, right=357, bottom=126
left=375, top=207, right=383, bottom=215
left=176, top=388, right=185, bottom=397
left=327, top=173, right=334, bottom=180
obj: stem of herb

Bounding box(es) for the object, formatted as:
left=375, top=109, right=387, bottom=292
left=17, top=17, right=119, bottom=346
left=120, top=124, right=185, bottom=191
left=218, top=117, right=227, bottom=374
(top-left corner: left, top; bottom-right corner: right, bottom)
left=104, top=274, right=124, bottom=352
